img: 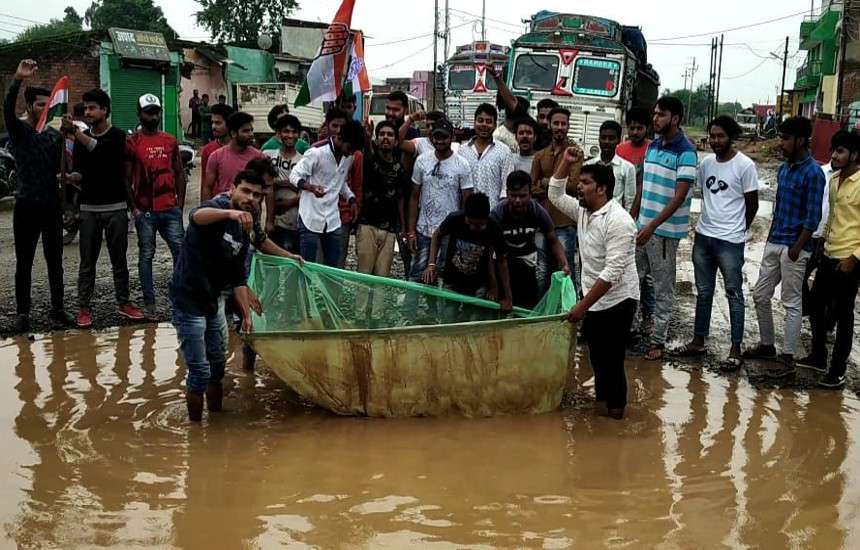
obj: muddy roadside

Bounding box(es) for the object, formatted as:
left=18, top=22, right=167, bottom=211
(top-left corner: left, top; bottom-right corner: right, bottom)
left=0, top=167, right=204, bottom=337
left=654, top=156, right=860, bottom=396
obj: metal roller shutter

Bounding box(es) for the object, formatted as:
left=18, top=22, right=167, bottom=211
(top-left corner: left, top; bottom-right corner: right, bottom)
left=109, top=66, right=162, bottom=132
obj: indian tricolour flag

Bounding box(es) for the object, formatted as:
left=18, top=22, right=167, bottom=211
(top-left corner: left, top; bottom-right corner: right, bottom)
left=295, top=0, right=369, bottom=107
left=343, top=31, right=371, bottom=104
left=35, top=76, right=69, bottom=132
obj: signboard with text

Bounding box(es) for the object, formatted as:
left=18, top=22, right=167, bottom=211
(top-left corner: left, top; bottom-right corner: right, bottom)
left=109, top=28, right=171, bottom=62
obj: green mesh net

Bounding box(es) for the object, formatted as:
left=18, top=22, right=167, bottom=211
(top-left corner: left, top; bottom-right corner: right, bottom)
left=247, top=254, right=577, bottom=333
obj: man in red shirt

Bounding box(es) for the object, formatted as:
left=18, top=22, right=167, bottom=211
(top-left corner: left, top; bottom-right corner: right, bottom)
left=615, top=107, right=652, bottom=221
left=199, top=103, right=234, bottom=199
left=615, top=106, right=654, bottom=337
left=126, top=94, right=187, bottom=320
left=203, top=112, right=266, bottom=202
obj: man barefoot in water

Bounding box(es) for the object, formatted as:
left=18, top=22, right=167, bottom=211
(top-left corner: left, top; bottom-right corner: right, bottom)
left=548, top=147, right=640, bottom=420
left=171, top=170, right=301, bottom=421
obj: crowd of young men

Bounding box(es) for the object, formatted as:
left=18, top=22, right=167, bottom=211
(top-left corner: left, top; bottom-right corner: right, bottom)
left=7, top=57, right=860, bottom=422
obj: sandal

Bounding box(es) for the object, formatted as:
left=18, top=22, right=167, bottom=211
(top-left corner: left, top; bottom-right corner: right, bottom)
left=645, top=345, right=664, bottom=361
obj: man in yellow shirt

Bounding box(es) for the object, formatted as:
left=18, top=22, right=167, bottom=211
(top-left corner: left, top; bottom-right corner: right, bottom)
left=798, top=130, right=860, bottom=389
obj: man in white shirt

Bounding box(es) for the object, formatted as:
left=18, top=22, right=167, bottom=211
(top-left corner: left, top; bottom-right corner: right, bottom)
left=458, top=103, right=512, bottom=209
left=677, top=116, right=759, bottom=370
left=548, top=147, right=640, bottom=420
left=406, top=120, right=473, bottom=309
left=503, top=118, right=539, bottom=177
left=289, top=120, right=363, bottom=267
left=398, top=111, right=458, bottom=158
left=583, top=120, right=637, bottom=211
left=264, top=113, right=303, bottom=253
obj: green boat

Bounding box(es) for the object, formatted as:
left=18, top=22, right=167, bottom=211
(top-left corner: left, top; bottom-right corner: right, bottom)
left=245, top=255, right=577, bottom=417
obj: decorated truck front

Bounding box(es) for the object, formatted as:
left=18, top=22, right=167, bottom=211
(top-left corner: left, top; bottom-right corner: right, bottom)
left=444, top=42, right=510, bottom=130
left=508, top=12, right=659, bottom=157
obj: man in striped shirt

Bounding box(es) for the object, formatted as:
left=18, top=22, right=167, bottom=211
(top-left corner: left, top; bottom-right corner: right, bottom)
left=636, top=97, right=698, bottom=360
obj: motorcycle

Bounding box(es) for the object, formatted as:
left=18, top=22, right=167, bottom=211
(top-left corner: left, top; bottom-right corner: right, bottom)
left=0, top=135, right=16, bottom=200
left=178, top=142, right=196, bottom=180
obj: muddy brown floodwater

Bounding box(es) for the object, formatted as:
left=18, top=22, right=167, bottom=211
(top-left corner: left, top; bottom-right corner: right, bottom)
left=2, top=326, right=860, bottom=549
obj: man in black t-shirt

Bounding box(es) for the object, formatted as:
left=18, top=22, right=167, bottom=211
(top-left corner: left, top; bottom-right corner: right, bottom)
left=423, top=193, right=512, bottom=317
left=355, top=121, right=409, bottom=322
left=171, top=169, right=301, bottom=422
left=491, top=170, right=570, bottom=309
left=66, top=88, right=143, bottom=328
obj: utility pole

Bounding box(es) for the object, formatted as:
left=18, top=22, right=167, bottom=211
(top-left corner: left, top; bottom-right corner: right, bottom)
left=433, top=0, right=439, bottom=110
left=707, top=37, right=717, bottom=121
left=715, top=34, right=724, bottom=115
left=444, top=0, right=450, bottom=60
left=836, top=0, right=853, bottom=122
left=442, top=0, right=449, bottom=108
left=687, top=57, right=698, bottom=125
left=777, top=35, right=789, bottom=120
left=481, top=0, right=486, bottom=41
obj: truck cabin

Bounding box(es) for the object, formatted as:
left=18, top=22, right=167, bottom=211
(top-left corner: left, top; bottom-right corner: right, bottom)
left=444, top=42, right=509, bottom=129
left=507, top=13, right=650, bottom=155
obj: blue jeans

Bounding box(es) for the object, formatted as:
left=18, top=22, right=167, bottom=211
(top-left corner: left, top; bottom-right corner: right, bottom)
left=405, top=233, right=447, bottom=313
left=693, top=233, right=745, bottom=345
left=172, top=299, right=227, bottom=394
left=135, top=208, right=184, bottom=305
left=298, top=217, right=342, bottom=267
left=537, top=227, right=578, bottom=295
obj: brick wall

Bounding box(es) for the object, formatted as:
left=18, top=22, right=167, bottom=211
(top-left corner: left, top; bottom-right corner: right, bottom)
left=841, top=69, right=860, bottom=111
left=0, top=55, right=100, bottom=131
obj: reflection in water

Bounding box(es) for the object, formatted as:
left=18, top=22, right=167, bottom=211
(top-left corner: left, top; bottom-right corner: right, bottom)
left=0, top=327, right=858, bottom=548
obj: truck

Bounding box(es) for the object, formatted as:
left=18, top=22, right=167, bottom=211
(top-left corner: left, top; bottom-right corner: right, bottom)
left=364, top=91, right=426, bottom=128
left=235, top=82, right=327, bottom=138
left=506, top=12, right=660, bottom=157
left=736, top=109, right=760, bottom=137
left=444, top=42, right=510, bottom=130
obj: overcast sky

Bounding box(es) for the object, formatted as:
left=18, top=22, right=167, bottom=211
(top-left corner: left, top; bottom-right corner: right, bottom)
left=1, top=0, right=821, bottom=106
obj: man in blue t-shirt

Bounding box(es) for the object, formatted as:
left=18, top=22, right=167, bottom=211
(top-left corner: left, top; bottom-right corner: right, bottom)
left=171, top=169, right=301, bottom=422
left=745, top=116, right=825, bottom=377
left=636, top=96, right=698, bottom=361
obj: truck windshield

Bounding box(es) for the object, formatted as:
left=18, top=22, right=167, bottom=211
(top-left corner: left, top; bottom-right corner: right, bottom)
left=573, top=58, right=621, bottom=97
left=448, top=67, right=476, bottom=91
left=370, top=96, right=387, bottom=115
left=513, top=54, right=559, bottom=91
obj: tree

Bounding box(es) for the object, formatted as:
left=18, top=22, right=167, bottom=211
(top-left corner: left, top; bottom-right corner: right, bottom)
left=64, top=7, right=83, bottom=26
left=196, top=0, right=298, bottom=44
left=85, top=0, right=176, bottom=38
left=16, top=6, right=83, bottom=43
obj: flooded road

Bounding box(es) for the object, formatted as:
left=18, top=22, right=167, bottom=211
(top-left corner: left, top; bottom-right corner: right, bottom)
left=2, top=327, right=860, bottom=548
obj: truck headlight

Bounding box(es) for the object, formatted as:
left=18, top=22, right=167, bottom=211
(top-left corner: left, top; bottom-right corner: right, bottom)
left=589, top=145, right=600, bottom=157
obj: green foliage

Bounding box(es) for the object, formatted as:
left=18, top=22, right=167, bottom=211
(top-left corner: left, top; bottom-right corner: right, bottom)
left=196, top=0, right=299, bottom=43
left=64, top=7, right=83, bottom=26
left=85, top=0, right=176, bottom=38
left=16, top=20, right=81, bottom=43
left=664, top=85, right=747, bottom=126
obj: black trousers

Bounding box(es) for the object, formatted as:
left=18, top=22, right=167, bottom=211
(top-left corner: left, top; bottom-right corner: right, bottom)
left=583, top=298, right=638, bottom=409
left=78, top=210, right=130, bottom=308
left=13, top=203, right=65, bottom=314
left=509, top=257, right=539, bottom=310
left=810, top=257, right=860, bottom=377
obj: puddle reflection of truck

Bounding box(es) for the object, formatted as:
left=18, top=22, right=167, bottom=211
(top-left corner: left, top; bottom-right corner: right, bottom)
left=507, top=11, right=660, bottom=156
left=444, top=42, right=510, bottom=130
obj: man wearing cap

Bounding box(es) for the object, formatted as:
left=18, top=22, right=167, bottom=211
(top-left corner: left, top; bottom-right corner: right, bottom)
left=126, top=94, right=187, bottom=320
left=406, top=119, right=473, bottom=304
